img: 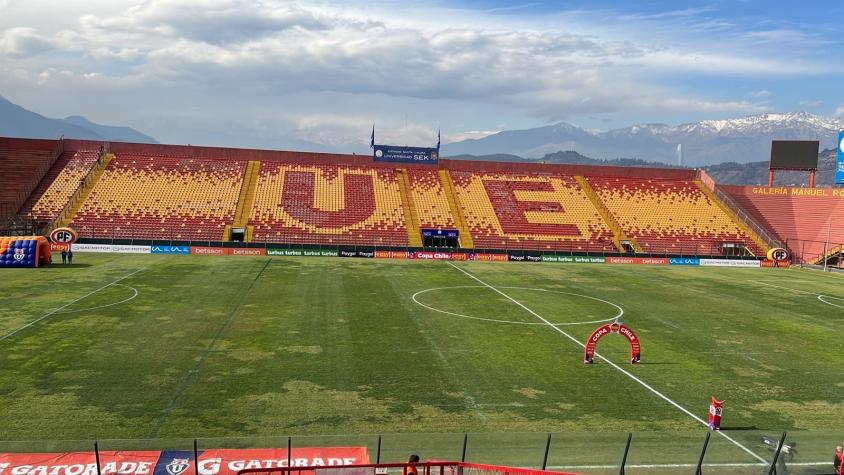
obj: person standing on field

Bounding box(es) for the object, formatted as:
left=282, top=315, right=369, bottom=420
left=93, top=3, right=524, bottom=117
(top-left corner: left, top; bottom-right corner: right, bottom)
left=67, top=248, right=73, bottom=264
left=60, top=250, right=67, bottom=264
left=834, top=446, right=843, bottom=475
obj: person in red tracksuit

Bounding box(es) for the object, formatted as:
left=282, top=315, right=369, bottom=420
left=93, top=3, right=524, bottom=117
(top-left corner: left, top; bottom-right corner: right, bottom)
left=834, top=446, right=843, bottom=475
left=406, top=454, right=420, bottom=475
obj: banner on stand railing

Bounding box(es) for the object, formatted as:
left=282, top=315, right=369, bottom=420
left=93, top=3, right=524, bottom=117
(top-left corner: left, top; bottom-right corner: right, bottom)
left=0, top=447, right=369, bottom=475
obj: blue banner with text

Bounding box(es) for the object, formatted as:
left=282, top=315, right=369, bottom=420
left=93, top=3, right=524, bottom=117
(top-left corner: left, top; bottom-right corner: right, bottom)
left=373, top=145, right=438, bottom=164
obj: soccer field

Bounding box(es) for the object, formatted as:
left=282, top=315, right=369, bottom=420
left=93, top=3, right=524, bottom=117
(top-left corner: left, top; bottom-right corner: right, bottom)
left=1, top=254, right=842, bottom=471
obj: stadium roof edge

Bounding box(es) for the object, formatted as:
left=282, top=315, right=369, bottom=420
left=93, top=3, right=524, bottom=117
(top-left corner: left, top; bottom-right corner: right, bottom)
left=0, top=135, right=697, bottom=179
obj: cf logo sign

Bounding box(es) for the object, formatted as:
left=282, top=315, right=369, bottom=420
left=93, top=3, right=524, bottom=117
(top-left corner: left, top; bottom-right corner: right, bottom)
left=49, top=227, right=78, bottom=244
left=767, top=247, right=790, bottom=262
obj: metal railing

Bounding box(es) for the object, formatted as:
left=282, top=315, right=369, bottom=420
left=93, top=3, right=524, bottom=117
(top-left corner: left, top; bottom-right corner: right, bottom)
left=0, top=431, right=839, bottom=475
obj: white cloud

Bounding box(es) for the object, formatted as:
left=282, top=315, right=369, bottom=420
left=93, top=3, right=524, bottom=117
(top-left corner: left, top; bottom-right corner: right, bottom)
left=0, top=27, right=53, bottom=56
left=0, top=0, right=839, bottom=149
left=835, top=105, right=844, bottom=118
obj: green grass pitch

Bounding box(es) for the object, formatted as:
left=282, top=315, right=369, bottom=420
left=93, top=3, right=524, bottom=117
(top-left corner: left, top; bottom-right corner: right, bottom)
left=1, top=254, right=842, bottom=470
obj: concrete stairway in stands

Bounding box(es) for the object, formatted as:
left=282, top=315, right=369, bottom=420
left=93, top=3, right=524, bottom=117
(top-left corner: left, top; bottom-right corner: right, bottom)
left=574, top=175, right=638, bottom=253
left=694, top=180, right=769, bottom=256
left=438, top=170, right=474, bottom=248
left=227, top=160, right=261, bottom=241
left=396, top=169, right=423, bottom=247
left=53, top=153, right=113, bottom=230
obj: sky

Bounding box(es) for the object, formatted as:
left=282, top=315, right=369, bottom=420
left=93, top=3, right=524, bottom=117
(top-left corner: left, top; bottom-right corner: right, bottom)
left=0, top=0, right=842, bottom=152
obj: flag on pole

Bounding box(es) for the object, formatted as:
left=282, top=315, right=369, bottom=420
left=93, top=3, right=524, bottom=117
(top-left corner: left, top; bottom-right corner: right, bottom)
left=437, top=129, right=441, bottom=151
left=370, top=125, right=375, bottom=149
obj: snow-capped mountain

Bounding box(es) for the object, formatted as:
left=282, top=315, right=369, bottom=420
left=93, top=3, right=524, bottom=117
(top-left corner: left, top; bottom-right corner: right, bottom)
left=444, top=112, right=844, bottom=166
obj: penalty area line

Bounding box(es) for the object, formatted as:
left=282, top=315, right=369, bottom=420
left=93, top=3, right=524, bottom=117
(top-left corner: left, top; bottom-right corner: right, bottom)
left=446, top=262, right=768, bottom=464
left=0, top=267, right=146, bottom=344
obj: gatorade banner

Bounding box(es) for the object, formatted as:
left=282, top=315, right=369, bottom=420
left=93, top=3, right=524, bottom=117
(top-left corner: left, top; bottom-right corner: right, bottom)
left=0, top=447, right=369, bottom=475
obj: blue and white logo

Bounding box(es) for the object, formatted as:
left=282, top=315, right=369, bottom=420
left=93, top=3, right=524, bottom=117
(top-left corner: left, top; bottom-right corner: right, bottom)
left=151, top=245, right=190, bottom=255
left=669, top=257, right=700, bottom=266
left=837, top=130, right=844, bottom=185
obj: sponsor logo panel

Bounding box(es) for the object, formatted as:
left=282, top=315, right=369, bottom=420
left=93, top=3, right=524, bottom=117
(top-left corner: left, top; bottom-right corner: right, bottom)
left=474, top=253, right=508, bottom=262
left=541, top=255, right=606, bottom=263
left=190, top=246, right=226, bottom=255
left=0, top=447, right=369, bottom=475
left=508, top=253, right=542, bottom=262
left=606, top=257, right=668, bottom=265
left=374, top=251, right=409, bottom=259
left=72, top=244, right=151, bottom=254
left=761, top=259, right=791, bottom=268
left=229, top=248, right=266, bottom=256
left=699, top=259, right=760, bottom=268
left=409, top=251, right=453, bottom=260
left=151, top=246, right=191, bottom=255
left=668, top=257, right=700, bottom=266
left=339, top=250, right=374, bottom=258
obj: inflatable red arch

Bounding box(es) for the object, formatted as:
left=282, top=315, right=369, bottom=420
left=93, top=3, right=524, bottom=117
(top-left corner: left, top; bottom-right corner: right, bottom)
left=583, top=322, right=640, bottom=364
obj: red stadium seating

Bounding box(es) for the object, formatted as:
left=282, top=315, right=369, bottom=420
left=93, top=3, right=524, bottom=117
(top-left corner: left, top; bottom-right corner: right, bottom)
left=0, top=139, right=58, bottom=219
left=0, top=137, right=777, bottom=256
left=19, top=150, right=100, bottom=226
left=406, top=168, right=455, bottom=229
left=450, top=171, right=616, bottom=251
left=248, top=161, right=408, bottom=246
left=70, top=153, right=247, bottom=240
left=587, top=176, right=762, bottom=255
left=721, top=185, right=844, bottom=262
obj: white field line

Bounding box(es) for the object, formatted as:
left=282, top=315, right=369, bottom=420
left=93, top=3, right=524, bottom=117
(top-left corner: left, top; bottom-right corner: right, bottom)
left=818, top=295, right=844, bottom=309
left=412, top=285, right=622, bottom=326
left=54, top=284, right=138, bottom=314
left=549, top=461, right=827, bottom=470
left=751, top=280, right=816, bottom=295
left=446, top=262, right=768, bottom=465
left=0, top=268, right=145, bottom=343
left=753, top=280, right=844, bottom=309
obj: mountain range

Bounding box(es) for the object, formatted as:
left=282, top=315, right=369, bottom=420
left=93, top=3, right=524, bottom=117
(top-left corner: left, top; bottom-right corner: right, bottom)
left=0, top=95, right=156, bottom=143
left=444, top=112, right=844, bottom=166
left=450, top=148, right=839, bottom=187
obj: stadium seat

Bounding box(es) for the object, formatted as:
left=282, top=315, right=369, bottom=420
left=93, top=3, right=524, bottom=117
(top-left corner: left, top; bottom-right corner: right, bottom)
left=721, top=185, right=844, bottom=262
left=450, top=171, right=616, bottom=251
left=587, top=176, right=762, bottom=255
left=19, top=150, right=101, bottom=226
left=0, top=147, right=56, bottom=218
left=247, top=162, right=408, bottom=246
left=70, top=153, right=247, bottom=240
left=406, top=168, right=456, bottom=229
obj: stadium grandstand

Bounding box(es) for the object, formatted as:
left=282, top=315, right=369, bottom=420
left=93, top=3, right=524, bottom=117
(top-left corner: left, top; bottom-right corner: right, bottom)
left=3, top=135, right=841, bottom=265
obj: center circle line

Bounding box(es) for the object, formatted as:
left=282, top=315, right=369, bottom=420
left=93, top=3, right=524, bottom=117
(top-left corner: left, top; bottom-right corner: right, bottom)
left=411, top=285, right=623, bottom=326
